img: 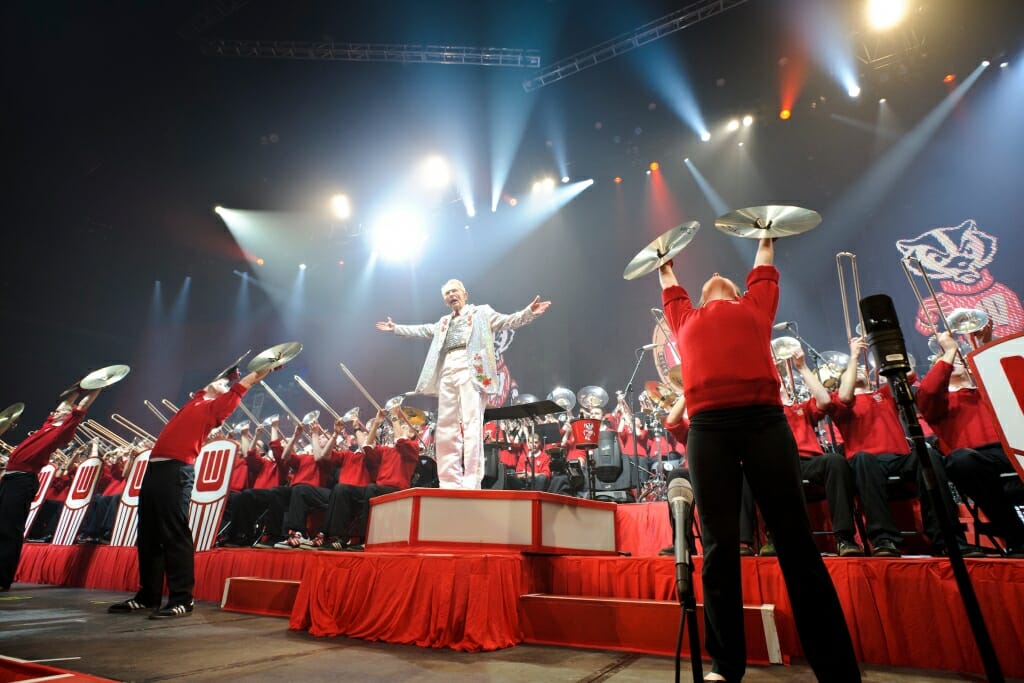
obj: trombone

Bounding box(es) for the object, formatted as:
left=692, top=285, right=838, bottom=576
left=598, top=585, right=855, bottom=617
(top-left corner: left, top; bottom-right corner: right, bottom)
left=900, top=256, right=978, bottom=383
left=110, top=414, right=158, bottom=444
left=836, top=251, right=877, bottom=390
left=161, top=399, right=180, bottom=414
left=294, top=376, right=343, bottom=421
left=80, top=421, right=125, bottom=449
left=259, top=381, right=310, bottom=435
left=144, top=400, right=170, bottom=425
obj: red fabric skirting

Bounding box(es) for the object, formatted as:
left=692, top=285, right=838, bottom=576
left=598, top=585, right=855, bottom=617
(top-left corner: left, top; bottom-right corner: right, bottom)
left=289, top=552, right=535, bottom=652
left=614, top=502, right=672, bottom=558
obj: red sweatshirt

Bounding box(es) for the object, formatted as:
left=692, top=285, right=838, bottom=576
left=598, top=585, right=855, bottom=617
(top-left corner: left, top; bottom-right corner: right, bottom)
left=666, top=418, right=690, bottom=445
left=365, top=439, right=419, bottom=489
left=827, top=385, right=909, bottom=456
left=45, top=471, right=73, bottom=502
left=784, top=399, right=825, bottom=457
left=150, top=384, right=247, bottom=465
left=515, top=451, right=551, bottom=478
left=100, top=459, right=128, bottom=497
left=662, top=266, right=782, bottom=416
left=331, top=449, right=372, bottom=487
left=250, top=442, right=285, bottom=489
left=6, top=408, right=86, bottom=473
left=229, top=454, right=249, bottom=493
left=287, top=452, right=322, bottom=487
left=916, top=360, right=1002, bottom=453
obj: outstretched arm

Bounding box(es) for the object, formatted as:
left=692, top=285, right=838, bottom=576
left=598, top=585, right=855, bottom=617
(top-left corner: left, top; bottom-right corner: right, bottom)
left=793, top=349, right=830, bottom=408
left=658, top=261, right=679, bottom=290
left=380, top=317, right=436, bottom=339
left=754, top=237, right=774, bottom=267
left=837, top=337, right=867, bottom=404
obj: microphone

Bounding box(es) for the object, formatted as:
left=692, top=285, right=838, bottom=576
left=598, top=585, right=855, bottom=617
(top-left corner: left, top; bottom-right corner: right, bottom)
left=772, top=321, right=793, bottom=330
left=668, top=477, right=695, bottom=599
left=639, top=342, right=661, bottom=350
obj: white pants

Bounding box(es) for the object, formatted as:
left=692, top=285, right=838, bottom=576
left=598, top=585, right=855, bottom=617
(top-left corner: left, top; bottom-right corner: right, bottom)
left=435, top=349, right=488, bottom=489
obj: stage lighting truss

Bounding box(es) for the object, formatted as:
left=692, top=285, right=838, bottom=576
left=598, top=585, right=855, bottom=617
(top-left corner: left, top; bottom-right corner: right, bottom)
left=178, top=0, right=252, bottom=41
left=201, top=40, right=541, bottom=68
left=854, top=25, right=926, bottom=73
left=521, top=0, right=750, bottom=92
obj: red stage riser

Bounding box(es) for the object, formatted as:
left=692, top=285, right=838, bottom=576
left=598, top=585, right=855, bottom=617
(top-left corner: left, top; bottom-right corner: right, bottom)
left=221, top=577, right=300, bottom=618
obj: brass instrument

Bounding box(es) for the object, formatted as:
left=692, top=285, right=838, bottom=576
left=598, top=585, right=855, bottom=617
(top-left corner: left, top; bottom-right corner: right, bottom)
left=836, top=251, right=877, bottom=390
left=79, top=421, right=125, bottom=449
left=259, top=381, right=308, bottom=434
left=338, top=363, right=427, bottom=450
left=900, top=256, right=978, bottom=383
left=110, top=414, right=158, bottom=443
left=144, top=400, right=170, bottom=425
left=161, top=399, right=180, bottom=414
left=293, top=375, right=343, bottom=421
left=770, top=336, right=802, bottom=402
left=547, top=387, right=576, bottom=414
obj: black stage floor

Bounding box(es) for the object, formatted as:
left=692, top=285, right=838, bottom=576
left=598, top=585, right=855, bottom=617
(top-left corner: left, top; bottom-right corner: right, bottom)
left=1, top=583, right=1007, bottom=682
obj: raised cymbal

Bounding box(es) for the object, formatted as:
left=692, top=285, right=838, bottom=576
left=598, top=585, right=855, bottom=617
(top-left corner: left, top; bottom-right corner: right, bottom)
left=214, top=350, right=252, bottom=383
left=623, top=221, right=701, bottom=280
left=714, top=205, right=821, bottom=239
left=80, top=364, right=131, bottom=390
left=0, top=402, right=25, bottom=438
left=248, top=342, right=303, bottom=373
left=643, top=381, right=678, bottom=411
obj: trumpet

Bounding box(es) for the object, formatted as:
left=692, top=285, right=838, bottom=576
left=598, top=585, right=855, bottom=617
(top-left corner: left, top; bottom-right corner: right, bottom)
left=836, top=251, right=877, bottom=390
left=900, top=256, right=979, bottom=382
left=294, top=376, right=343, bottom=421
left=110, top=414, right=158, bottom=444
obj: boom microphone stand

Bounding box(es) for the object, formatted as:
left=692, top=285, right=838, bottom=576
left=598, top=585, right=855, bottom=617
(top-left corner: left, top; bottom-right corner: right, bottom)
left=624, top=346, right=649, bottom=495
left=861, top=295, right=1003, bottom=682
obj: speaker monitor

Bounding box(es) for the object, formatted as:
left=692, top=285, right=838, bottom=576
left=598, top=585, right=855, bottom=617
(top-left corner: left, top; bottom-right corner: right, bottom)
left=593, top=430, right=623, bottom=483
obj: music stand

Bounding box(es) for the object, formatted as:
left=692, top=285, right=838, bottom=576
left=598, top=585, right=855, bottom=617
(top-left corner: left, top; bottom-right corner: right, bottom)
left=484, top=400, right=565, bottom=490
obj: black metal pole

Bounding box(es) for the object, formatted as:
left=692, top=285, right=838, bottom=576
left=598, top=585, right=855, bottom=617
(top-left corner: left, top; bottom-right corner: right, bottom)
left=889, top=375, right=1004, bottom=682
left=624, top=347, right=648, bottom=497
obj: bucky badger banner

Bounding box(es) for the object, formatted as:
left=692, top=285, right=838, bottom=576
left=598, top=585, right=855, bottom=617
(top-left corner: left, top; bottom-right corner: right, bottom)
left=896, top=219, right=1024, bottom=339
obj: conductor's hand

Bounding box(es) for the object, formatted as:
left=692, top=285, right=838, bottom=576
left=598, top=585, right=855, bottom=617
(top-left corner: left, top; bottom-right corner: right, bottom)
left=529, top=296, right=552, bottom=316
left=376, top=317, right=396, bottom=332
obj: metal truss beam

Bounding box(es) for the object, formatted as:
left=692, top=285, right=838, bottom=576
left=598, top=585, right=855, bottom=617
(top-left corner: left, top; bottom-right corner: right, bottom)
left=521, top=0, right=750, bottom=92
left=178, top=0, right=252, bottom=41
left=200, top=40, right=541, bottom=68
left=855, top=27, right=927, bottom=72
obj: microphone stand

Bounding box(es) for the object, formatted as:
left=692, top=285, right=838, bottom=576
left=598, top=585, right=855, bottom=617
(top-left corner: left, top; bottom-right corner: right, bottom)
left=623, top=347, right=649, bottom=497
left=889, top=373, right=1003, bottom=682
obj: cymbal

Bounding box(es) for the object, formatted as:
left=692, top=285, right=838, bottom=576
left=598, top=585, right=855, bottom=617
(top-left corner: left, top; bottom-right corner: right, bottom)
left=248, top=342, right=303, bottom=373
left=666, top=365, right=683, bottom=392
left=714, top=205, right=821, bottom=239
left=214, top=349, right=252, bottom=383
left=80, top=364, right=131, bottom=390
left=0, top=402, right=25, bottom=438
left=643, top=381, right=677, bottom=411
left=623, top=221, right=701, bottom=280
left=399, top=405, right=428, bottom=426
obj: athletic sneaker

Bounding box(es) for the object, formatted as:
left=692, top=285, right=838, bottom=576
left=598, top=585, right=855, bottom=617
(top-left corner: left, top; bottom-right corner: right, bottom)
left=274, top=531, right=307, bottom=549
left=837, top=539, right=865, bottom=557
left=872, top=539, right=901, bottom=557
left=108, top=598, right=158, bottom=614
left=149, top=601, right=194, bottom=620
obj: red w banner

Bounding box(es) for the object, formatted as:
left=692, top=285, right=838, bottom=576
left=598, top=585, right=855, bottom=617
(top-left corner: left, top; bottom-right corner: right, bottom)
left=52, top=457, right=103, bottom=546
left=109, top=449, right=151, bottom=547
left=22, top=464, right=56, bottom=539
left=189, top=439, right=237, bottom=552
left=967, top=332, right=1024, bottom=480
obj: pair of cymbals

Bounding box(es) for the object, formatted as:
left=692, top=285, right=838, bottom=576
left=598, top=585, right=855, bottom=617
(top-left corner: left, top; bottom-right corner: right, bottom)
left=60, top=365, right=132, bottom=398
left=0, top=402, right=25, bottom=438
left=622, top=205, right=822, bottom=280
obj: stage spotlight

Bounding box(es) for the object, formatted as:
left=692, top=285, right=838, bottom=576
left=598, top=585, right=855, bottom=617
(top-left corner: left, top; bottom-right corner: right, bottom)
left=847, top=84, right=861, bottom=98
left=614, top=176, right=623, bottom=184
left=981, top=60, right=990, bottom=68
left=561, top=176, right=570, bottom=183
left=726, top=119, right=740, bottom=132
left=878, top=97, right=887, bottom=104
left=256, top=257, right=265, bottom=266
left=509, top=197, right=518, bottom=207
left=779, top=109, right=792, bottom=120
left=1000, top=62, right=1009, bottom=69
left=683, top=157, right=690, bottom=162
left=866, top=0, right=908, bottom=31
left=213, top=205, right=224, bottom=214
left=737, top=142, right=744, bottom=147
left=465, top=203, right=476, bottom=218
left=330, top=194, right=351, bottom=220
left=742, top=115, right=753, bottom=127
left=298, top=263, right=307, bottom=270
left=943, top=73, right=956, bottom=83
left=700, top=131, right=711, bottom=142
left=370, top=208, right=428, bottom=262
left=420, top=155, right=451, bottom=189
left=542, top=177, right=555, bottom=191
left=649, top=162, right=660, bottom=172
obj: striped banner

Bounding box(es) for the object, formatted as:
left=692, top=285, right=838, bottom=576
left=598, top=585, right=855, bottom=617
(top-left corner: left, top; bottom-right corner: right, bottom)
left=22, top=465, right=56, bottom=539
left=188, top=439, right=237, bottom=552
left=52, top=457, right=103, bottom=546
left=109, top=450, right=151, bottom=547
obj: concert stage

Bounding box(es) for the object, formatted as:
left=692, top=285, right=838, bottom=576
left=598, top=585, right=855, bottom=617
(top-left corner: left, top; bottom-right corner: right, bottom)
left=13, top=500, right=1024, bottom=678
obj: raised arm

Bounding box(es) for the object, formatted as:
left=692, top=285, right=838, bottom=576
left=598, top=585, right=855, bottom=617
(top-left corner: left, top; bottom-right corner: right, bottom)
left=793, top=349, right=830, bottom=408
left=837, top=337, right=867, bottom=404
left=658, top=260, right=679, bottom=290
left=488, top=295, right=550, bottom=332
left=378, top=316, right=435, bottom=339
left=754, top=237, right=775, bottom=267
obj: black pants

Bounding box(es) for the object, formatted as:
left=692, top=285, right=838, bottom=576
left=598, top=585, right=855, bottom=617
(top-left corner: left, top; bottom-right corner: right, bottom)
left=800, top=454, right=858, bottom=540
left=321, top=483, right=398, bottom=541
left=135, top=460, right=195, bottom=608
left=27, top=499, right=62, bottom=540
left=688, top=406, right=859, bottom=683
left=849, top=449, right=964, bottom=549
left=227, top=486, right=291, bottom=543
left=80, top=494, right=119, bottom=540
left=0, top=472, right=39, bottom=589
left=282, top=484, right=330, bottom=536
left=946, top=444, right=1024, bottom=547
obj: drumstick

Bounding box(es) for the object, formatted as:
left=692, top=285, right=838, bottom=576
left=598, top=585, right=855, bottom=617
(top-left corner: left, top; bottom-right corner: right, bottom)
left=338, top=363, right=384, bottom=412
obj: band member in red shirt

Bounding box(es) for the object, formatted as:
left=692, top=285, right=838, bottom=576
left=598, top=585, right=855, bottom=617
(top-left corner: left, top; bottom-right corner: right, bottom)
left=1, top=388, right=99, bottom=592
left=659, top=238, right=858, bottom=683
left=831, top=337, right=975, bottom=558
left=510, top=433, right=551, bottom=491
left=917, top=332, right=1024, bottom=557
left=108, top=364, right=271, bottom=618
